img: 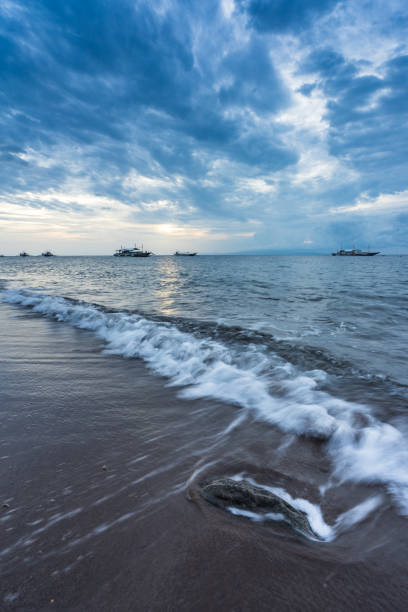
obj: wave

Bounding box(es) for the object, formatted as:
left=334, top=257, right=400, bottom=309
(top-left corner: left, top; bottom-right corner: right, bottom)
left=2, top=287, right=408, bottom=515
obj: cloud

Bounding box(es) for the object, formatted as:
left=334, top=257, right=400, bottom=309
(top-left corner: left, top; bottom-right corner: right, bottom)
left=236, top=0, right=340, bottom=33
left=300, top=46, right=408, bottom=198
left=0, top=0, right=297, bottom=211
left=0, top=0, right=408, bottom=253
left=123, top=171, right=182, bottom=193
left=239, top=178, right=276, bottom=194
left=0, top=187, right=255, bottom=253
left=330, top=190, right=408, bottom=215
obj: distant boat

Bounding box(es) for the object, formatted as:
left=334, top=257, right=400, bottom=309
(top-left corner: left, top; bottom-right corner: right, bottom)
left=332, top=249, right=379, bottom=256
left=19, top=251, right=29, bottom=257
left=41, top=250, right=54, bottom=257
left=114, top=245, right=152, bottom=257
left=174, top=251, right=197, bottom=256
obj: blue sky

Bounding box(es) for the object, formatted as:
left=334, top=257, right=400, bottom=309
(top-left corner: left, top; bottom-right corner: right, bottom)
left=0, top=0, right=407, bottom=254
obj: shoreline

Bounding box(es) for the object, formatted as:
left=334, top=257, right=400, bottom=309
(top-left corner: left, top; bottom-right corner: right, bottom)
left=1, top=302, right=407, bottom=610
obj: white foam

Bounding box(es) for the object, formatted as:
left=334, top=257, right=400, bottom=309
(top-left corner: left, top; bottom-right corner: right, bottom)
left=243, top=477, right=333, bottom=540
left=227, top=506, right=285, bottom=523
left=329, top=422, right=408, bottom=514
left=334, top=495, right=383, bottom=532
left=3, top=288, right=408, bottom=515
left=230, top=477, right=384, bottom=541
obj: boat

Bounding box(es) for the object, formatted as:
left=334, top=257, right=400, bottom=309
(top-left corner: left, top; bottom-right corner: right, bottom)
left=114, top=245, right=152, bottom=257
left=332, top=249, right=379, bottom=256
left=41, top=250, right=54, bottom=257
left=174, top=251, right=197, bottom=256
left=19, top=251, right=29, bottom=257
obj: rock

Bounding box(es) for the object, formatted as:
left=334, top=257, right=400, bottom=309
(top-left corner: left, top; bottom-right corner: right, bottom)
left=199, top=478, right=318, bottom=539
left=2, top=503, right=10, bottom=509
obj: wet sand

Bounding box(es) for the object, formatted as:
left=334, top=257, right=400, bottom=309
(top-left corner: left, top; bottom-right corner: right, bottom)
left=1, top=302, right=407, bottom=611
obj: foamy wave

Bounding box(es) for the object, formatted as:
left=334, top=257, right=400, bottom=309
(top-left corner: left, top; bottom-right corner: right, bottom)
left=3, top=288, right=408, bottom=514
left=2, top=288, right=338, bottom=439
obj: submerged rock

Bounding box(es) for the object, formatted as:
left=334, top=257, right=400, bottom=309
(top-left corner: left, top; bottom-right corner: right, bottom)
left=199, top=477, right=318, bottom=539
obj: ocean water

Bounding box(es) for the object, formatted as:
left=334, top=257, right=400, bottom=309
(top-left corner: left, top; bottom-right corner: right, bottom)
left=1, top=254, right=408, bottom=536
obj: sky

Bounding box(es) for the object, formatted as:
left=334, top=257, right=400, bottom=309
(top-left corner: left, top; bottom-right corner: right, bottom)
left=1, top=0, right=407, bottom=255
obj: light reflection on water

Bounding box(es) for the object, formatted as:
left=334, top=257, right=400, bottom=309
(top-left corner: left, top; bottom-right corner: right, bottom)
left=1, top=254, right=407, bottom=384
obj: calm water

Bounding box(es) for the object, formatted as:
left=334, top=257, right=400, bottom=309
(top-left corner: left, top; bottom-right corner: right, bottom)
left=1, top=254, right=408, bottom=521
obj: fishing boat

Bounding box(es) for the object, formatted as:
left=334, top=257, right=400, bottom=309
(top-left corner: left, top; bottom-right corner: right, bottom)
left=41, top=250, right=54, bottom=256
left=332, top=249, right=379, bottom=256
left=114, top=245, right=152, bottom=257
left=19, top=251, right=29, bottom=257
left=174, top=251, right=197, bottom=256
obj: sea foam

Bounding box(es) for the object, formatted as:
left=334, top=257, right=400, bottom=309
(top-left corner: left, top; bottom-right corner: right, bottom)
left=3, top=288, right=408, bottom=515
left=228, top=475, right=383, bottom=541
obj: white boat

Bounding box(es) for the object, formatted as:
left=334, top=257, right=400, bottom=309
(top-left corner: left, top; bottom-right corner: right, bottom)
left=114, top=245, right=152, bottom=257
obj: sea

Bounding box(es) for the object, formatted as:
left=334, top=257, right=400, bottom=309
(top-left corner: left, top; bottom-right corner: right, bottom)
left=1, top=254, right=407, bottom=609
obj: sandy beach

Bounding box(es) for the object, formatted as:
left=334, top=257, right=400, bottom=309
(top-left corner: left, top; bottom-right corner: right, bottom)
left=1, top=300, right=407, bottom=611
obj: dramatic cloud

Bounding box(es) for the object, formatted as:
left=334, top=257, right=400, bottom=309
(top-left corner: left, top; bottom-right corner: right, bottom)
left=301, top=49, right=408, bottom=195
left=236, top=0, right=339, bottom=33
left=0, top=0, right=407, bottom=253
